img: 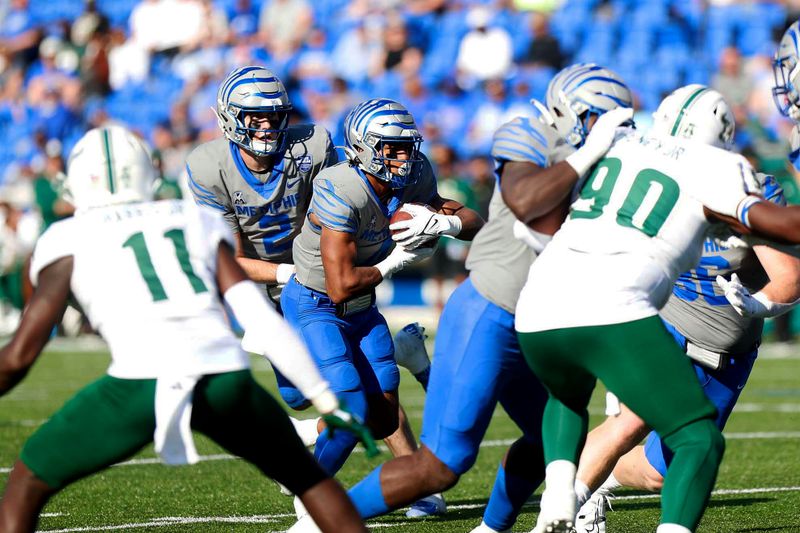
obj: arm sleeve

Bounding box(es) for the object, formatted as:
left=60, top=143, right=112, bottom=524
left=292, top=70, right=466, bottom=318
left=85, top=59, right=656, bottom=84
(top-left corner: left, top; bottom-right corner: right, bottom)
left=224, top=280, right=331, bottom=402
left=29, top=220, right=74, bottom=287
left=310, top=177, right=359, bottom=233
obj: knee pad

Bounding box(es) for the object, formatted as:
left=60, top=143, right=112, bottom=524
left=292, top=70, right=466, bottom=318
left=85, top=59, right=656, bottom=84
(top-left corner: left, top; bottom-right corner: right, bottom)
left=279, top=386, right=311, bottom=410
left=373, top=358, right=400, bottom=393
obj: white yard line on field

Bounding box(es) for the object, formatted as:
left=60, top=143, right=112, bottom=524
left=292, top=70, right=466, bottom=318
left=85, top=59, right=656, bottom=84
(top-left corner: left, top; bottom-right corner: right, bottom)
left=36, top=486, right=800, bottom=532
left=4, top=431, right=800, bottom=476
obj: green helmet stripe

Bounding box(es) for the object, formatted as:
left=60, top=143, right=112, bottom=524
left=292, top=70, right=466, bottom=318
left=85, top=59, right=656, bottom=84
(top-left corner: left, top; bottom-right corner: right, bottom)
left=101, top=128, right=116, bottom=194
left=670, top=87, right=707, bottom=136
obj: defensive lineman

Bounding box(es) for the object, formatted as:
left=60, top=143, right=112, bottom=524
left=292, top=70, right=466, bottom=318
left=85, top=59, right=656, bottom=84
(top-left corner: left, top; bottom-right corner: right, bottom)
left=0, top=126, right=374, bottom=533
left=515, top=96, right=800, bottom=532
left=573, top=86, right=800, bottom=533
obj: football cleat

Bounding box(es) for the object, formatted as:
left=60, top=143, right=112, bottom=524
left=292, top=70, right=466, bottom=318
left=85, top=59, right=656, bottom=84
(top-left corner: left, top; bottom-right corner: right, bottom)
left=287, top=513, right=322, bottom=533
left=575, top=492, right=612, bottom=533
left=290, top=416, right=320, bottom=448
left=469, top=520, right=511, bottom=533
left=406, top=492, right=447, bottom=518
left=533, top=484, right=578, bottom=533
left=393, top=322, right=430, bottom=376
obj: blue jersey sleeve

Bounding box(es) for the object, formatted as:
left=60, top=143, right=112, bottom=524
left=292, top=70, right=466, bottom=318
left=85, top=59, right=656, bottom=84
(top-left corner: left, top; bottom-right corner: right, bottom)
left=491, top=116, right=551, bottom=168
left=311, top=178, right=358, bottom=233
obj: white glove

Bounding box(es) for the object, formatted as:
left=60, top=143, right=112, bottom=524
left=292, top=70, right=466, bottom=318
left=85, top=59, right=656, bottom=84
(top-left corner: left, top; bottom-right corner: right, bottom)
left=375, top=244, right=434, bottom=279
left=276, top=263, right=295, bottom=285
left=717, top=273, right=799, bottom=318
left=389, top=203, right=462, bottom=250
left=309, top=389, right=339, bottom=415
left=512, top=220, right=552, bottom=254
left=565, top=107, right=634, bottom=176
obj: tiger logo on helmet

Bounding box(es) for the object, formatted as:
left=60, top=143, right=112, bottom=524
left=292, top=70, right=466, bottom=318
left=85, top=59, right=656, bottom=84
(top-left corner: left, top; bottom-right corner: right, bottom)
left=546, top=63, right=633, bottom=147
left=216, top=66, right=292, bottom=156
left=342, top=98, right=423, bottom=189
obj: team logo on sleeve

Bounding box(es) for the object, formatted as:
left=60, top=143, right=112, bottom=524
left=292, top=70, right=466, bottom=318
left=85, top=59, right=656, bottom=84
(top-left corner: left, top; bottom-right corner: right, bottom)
left=233, top=191, right=246, bottom=206
left=298, top=155, right=313, bottom=174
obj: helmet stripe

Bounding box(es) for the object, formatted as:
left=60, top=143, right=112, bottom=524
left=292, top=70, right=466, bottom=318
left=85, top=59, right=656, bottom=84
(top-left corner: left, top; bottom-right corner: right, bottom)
left=101, top=128, right=115, bottom=194
left=220, top=66, right=261, bottom=99
left=225, top=76, right=279, bottom=101
left=354, top=99, right=394, bottom=133
left=670, top=87, right=707, bottom=136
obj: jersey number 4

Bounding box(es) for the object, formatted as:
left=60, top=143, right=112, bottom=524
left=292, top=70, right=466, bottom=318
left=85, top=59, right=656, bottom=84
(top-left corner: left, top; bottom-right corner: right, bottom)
left=571, top=157, right=680, bottom=237
left=123, top=229, right=208, bottom=302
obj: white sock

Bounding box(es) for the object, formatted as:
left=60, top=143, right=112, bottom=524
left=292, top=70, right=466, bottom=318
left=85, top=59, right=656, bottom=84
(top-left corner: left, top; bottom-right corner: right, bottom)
left=574, top=479, right=592, bottom=507
left=596, top=473, right=622, bottom=496
left=290, top=417, right=320, bottom=448
left=655, top=524, right=691, bottom=533
left=545, top=460, right=577, bottom=493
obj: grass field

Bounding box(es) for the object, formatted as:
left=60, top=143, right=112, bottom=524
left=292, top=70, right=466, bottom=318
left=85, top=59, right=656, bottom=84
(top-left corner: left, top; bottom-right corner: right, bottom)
left=1, top=338, right=799, bottom=532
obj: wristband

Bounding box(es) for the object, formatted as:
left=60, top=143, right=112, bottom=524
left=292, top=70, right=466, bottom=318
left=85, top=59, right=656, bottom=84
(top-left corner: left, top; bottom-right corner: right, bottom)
left=736, top=196, right=762, bottom=228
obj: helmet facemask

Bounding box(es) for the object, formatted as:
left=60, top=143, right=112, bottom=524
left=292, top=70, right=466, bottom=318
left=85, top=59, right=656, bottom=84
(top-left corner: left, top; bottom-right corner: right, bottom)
left=772, top=55, right=800, bottom=120
left=362, top=134, right=423, bottom=188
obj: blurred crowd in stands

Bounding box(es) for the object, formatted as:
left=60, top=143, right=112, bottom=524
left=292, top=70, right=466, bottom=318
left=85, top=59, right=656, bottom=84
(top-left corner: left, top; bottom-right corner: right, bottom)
left=0, top=0, right=799, bottom=333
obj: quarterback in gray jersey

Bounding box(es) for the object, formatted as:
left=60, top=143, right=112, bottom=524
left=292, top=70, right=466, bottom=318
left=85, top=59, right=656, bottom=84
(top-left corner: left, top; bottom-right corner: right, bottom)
left=185, top=66, right=337, bottom=298
left=572, top=87, right=800, bottom=533
left=286, top=98, right=483, bottom=527
left=338, top=66, right=635, bottom=533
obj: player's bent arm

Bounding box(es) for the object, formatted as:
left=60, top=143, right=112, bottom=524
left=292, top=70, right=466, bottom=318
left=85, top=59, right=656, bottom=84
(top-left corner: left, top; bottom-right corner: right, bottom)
left=428, top=194, right=485, bottom=241
left=745, top=245, right=800, bottom=316
left=233, top=233, right=294, bottom=284
left=0, top=257, right=72, bottom=395
left=215, top=243, right=338, bottom=413
left=747, top=201, right=800, bottom=244
left=499, top=160, right=579, bottom=224
left=320, top=227, right=383, bottom=304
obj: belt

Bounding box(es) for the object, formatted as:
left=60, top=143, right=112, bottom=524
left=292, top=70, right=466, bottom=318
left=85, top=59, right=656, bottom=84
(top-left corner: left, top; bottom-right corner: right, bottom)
left=685, top=340, right=759, bottom=371
left=335, top=291, right=376, bottom=318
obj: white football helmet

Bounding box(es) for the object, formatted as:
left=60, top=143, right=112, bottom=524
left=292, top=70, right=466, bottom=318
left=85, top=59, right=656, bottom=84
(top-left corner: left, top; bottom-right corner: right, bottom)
left=64, top=126, right=156, bottom=212
left=546, top=63, right=633, bottom=147
left=651, top=84, right=734, bottom=149
left=773, top=20, right=800, bottom=120
left=343, top=98, right=423, bottom=189
left=216, top=66, right=292, bottom=156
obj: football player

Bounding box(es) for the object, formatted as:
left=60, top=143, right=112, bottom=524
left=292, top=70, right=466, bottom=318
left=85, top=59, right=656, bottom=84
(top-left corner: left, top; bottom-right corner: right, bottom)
left=285, top=98, right=484, bottom=526
left=514, top=84, right=800, bottom=533
left=772, top=20, right=800, bottom=170
left=337, top=65, right=634, bottom=533
left=185, top=66, right=337, bottom=412
left=573, top=86, right=800, bottom=533
left=0, top=126, right=374, bottom=533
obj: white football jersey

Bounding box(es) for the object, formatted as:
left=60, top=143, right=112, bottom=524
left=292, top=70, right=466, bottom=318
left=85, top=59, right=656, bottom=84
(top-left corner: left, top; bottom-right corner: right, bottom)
left=30, top=200, right=249, bottom=379
left=516, top=129, right=754, bottom=332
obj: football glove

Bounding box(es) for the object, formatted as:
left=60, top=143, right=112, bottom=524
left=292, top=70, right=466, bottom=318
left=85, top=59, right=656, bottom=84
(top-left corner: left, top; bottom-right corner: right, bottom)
left=390, top=204, right=462, bottom=250
left=322, top=405, right=381, bottom=458
left=565, top=107, right=634, bottom=176
left=716, top=273, right=799, bottom=318
left=375, top=244, right=434, bottom=279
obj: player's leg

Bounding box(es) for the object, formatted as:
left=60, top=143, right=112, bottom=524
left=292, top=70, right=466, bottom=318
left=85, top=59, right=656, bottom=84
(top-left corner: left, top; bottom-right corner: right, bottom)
left=393, top=322, right=432, bottom=389
left=281, top=281, right=368, bottom=476
left=347, top=279, right=511, bottom=518
left=0, top=376, right=157, bottom=532
left=191, top=370, right=366, bottom=533
left=477, top=364, right=548, bottom=532
left=617, top=346, right=758, bottom=493
left=519, top=327, right=598, bottom=531
left=585, top=317, right=723, bottom=532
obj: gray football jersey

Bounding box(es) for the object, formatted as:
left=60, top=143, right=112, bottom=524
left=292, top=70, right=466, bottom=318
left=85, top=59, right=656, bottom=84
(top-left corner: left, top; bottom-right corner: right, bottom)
left=293, top=156, right=438, bottom=293
left=466, top=108, right=570, bottom=314
left=185, top=124, right=337, bottom=265
left=660, top=175, right=787, bottom=353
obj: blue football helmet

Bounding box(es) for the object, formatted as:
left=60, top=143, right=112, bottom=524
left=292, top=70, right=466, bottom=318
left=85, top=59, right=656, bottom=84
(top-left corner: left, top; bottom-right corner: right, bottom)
left=216, top=66, right=292, bottom=156
left=343, top=98, right=423, bottom=189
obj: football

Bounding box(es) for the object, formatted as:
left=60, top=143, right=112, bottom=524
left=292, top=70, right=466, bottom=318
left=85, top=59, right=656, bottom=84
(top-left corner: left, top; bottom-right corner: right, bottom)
left=390, top=203, right=440, bottom=248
